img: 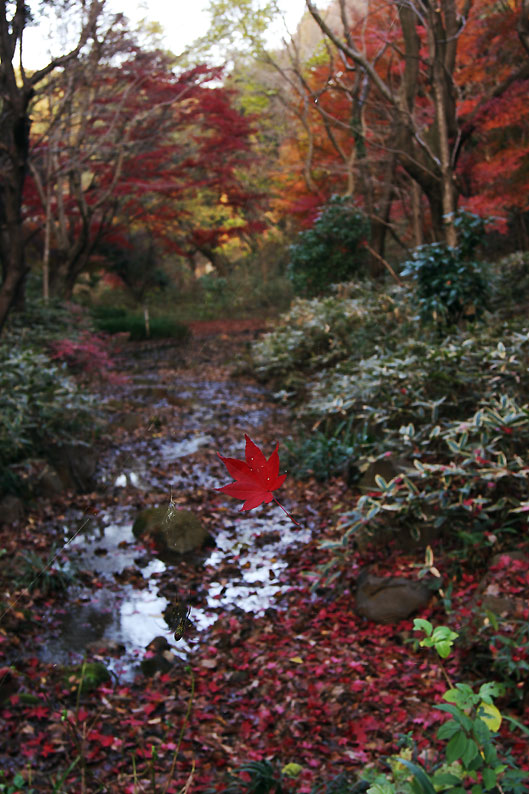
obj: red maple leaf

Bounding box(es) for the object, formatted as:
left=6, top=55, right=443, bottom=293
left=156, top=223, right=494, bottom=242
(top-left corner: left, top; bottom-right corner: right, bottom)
left=216, top=434, right=300, bottom=525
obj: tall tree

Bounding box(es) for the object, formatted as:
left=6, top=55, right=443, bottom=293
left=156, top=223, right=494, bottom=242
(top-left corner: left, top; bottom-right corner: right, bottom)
left=0, top=0, right=104, bottom=332
left=305, top=0, right=471, bottom=248
left=455, top=0, right=529, bottom=244
left=26, top=41, right=263, bottom=296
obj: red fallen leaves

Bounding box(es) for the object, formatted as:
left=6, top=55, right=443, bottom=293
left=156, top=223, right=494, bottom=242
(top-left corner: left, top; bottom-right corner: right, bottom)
left=217, top=434, right=300, bottom=525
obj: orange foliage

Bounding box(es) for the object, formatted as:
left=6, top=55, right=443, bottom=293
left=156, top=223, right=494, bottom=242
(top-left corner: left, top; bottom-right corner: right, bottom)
left=456, top=0, right=529, bottom=220
left=274, top=0, right=529, bottom=240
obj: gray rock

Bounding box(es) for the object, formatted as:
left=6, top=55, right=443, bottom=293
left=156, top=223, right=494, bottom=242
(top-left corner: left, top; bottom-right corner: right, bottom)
left=132, top=506, right=207, bottom=557
left=355, top=569, right=432, bottom=623
left=46, top=441, right=98, bottom=492
left=0, top=494, right=25, bottom=525
left=35, top=464, right=64, bottom=497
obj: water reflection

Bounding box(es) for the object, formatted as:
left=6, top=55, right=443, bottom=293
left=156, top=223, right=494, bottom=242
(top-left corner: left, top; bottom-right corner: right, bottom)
left=39, top=372, right=310, bottom=679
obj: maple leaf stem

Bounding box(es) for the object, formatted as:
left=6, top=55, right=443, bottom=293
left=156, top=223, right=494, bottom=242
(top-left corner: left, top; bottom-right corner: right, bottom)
left=273, top=497, right=302, bottom=527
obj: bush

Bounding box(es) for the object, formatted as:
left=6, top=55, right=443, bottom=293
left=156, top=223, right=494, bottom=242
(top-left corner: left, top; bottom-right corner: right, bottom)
left=401, top=212, right=489, bottom=326
left=300, top=325, right=529, bottom=447
left=5, top=297, right=92, bottom=346
left=288, top=196, right=370, bottom=295
left=283, top=419, right=373, bottom=482
left=252, top=283, right=407, bottom=386
left=92, top=311, right=190, bottom=341
left=328, top=394, right=529, bottom=561
left=0, top=346, right=94, bottom=466
left=91, top=305, right=127, bottom=321
left=489, top=251, right=529, bottom=314
left=49, top=331, right=125, bottom=384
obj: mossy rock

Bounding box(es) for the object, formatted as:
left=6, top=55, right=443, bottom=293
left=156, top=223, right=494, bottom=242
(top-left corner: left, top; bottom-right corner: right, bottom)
left=63, top=662, right=111, bottom=693
left=19, top=692, right=41, bottom=705
left=132, top=507, right=207, bottom=556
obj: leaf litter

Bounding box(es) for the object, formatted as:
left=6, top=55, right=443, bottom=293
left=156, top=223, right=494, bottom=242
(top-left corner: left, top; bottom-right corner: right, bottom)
left=0, top=325, right=527, bottom=791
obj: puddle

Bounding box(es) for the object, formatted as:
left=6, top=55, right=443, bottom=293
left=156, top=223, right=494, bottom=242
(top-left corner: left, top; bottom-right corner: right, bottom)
left=158, top=433, right=214, bottom=460
left=39, top=368, right=311, bottom=678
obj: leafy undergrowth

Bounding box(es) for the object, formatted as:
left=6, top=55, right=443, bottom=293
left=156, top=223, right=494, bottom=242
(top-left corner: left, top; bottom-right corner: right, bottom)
left=0, top=326, right=528, bottom=793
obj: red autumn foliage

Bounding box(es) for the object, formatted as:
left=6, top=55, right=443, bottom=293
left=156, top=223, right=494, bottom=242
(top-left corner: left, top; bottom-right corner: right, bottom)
left=26, top=49, right=265, bottom=296
left=49, top=332, right=127, bottom=384
left=217, top=434, right=286, bottom=511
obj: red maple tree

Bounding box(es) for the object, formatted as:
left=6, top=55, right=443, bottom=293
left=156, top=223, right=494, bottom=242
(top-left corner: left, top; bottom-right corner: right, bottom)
left=26, top=37, right=264, bottom=297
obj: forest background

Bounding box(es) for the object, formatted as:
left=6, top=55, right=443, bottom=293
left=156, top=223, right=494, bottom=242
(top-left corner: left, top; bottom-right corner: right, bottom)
left=2, top=0, right=529, bottom=792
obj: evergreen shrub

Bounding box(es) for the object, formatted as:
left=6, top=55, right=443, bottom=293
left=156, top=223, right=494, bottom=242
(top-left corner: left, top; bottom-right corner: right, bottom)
left=288, top=196, right=370, bottom=295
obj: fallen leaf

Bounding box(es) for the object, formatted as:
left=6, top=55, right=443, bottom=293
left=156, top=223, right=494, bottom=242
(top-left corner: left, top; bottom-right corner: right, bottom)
left=216, top=434, right=286, bottom=511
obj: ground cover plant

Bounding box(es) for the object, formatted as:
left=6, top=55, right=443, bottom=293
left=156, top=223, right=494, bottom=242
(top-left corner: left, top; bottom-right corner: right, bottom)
left=0, top=345, right=94, bottom=468
left=400, top=213, right=490, bottom=327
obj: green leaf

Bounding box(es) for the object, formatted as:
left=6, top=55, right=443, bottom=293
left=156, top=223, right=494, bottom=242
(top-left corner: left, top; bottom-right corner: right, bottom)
left=394, top=758, right=437, bottom=794
left=436, top=704, right=473, bottom=732
left=472, top=717, right=491, bottom=745
left=438, top=720, right=460, bottom=741
left=431, top=772, right=464, bottom=787
left=482, top=768, right=497, bottom=791
left=444, top=683, right=477, bottom=709
left=413, top=618, right=433, bottom=637
left=478, top=682, right=503, bottom=704
left=462, top=738, right=479, bottom=767
left=504, top=714, right=529, bottom=737
left=446, top=730, right=469, bottom=763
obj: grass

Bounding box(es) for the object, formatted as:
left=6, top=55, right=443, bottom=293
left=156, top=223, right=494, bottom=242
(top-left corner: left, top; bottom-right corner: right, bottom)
left=91, top=308, right=190, bottom=341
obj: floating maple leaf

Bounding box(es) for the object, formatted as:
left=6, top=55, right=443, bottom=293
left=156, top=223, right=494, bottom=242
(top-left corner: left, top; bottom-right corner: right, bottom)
left=216, top=434, right=300, bottom=525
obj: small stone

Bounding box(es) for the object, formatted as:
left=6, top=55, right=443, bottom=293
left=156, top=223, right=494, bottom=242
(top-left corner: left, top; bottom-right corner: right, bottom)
left=0, top=494, right=24, bottom=525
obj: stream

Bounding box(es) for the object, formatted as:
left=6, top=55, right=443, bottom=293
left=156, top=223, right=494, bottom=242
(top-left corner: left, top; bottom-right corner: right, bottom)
left=40, top=339, right=313, bottom=680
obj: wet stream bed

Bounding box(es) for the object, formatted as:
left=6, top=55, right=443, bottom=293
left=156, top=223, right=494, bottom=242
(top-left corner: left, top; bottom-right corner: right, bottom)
left=40, top=336, right=315, bottom=679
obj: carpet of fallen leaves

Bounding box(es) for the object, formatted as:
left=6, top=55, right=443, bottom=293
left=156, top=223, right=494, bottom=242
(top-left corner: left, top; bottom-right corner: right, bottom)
left=0, top=322, right=528, bottom=793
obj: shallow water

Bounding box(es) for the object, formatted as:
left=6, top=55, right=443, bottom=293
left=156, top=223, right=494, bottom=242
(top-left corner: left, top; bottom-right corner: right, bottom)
left=40, top=366, right=309, bottom=679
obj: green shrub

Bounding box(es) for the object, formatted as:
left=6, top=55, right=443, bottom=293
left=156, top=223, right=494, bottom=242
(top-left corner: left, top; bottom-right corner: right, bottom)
left=300, top=326, right=529, bottom=446
left=91, top=305, right=127, bottom=321
left=288, top=196, right=370, bottom=295
left=489, top=251, right=529, bottom=314
left=401, top=212, right=489, bottom=326
left=283, top=419, right=373, bottom=482
left=5, top=297, right=92, bottom=346
left=252, top=283, right=407, bottom=385
left=361, top=621, right=527, bottom=794
left=93, top=311, right=190, bottom=341
left=326, top=394, right=529, bottom=560
left=0, top=346, right=94, bottom=466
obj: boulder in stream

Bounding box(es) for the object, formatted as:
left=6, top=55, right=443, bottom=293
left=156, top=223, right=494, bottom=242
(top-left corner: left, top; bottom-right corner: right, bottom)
left=63, top=662, right=111, bottom=693
left=132, top=506, right=207, bottom=556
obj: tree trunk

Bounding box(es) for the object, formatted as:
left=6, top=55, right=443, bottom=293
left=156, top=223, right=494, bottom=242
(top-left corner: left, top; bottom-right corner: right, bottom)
left=0, top=1, right=103, bottom=333
left=0, top=125, right=31, bottom=332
